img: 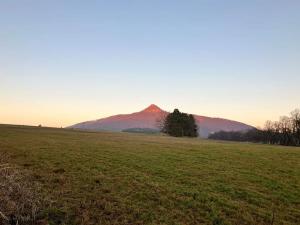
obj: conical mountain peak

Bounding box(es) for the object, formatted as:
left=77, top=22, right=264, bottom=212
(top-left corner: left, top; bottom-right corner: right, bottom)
left=70, top=104, right=253, bottom=138
left=142, top=104, right=163, bottom=113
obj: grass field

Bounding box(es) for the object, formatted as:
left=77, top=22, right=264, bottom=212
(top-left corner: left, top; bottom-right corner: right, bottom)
left=0, top=124, right=299, bottom=225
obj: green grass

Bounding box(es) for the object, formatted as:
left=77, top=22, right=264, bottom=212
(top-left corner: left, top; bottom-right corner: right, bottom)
left=0, top=124, right=299, bottom=225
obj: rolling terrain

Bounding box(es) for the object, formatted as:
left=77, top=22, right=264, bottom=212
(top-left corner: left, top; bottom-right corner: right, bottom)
left=69, top=104, right=253, bottom=137
left=0, top=125, right=299, bottom=225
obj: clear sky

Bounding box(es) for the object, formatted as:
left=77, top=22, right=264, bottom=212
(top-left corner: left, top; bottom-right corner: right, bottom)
left=1, top=0, right=299, bottom=128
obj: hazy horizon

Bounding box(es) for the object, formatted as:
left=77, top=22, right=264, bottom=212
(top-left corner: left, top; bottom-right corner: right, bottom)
left=1, top=1, right=300, bottom=128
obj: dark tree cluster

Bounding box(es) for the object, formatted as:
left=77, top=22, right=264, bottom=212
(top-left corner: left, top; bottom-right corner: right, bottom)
left=208, top=129, right=264, bottom=142
left=161, top=109, right=198, bottom=137
left=209, top=109, right=300, bottom=147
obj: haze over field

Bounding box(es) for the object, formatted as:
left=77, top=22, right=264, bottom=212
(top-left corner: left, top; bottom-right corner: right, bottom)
left=1, top=1, right=300, bottom=127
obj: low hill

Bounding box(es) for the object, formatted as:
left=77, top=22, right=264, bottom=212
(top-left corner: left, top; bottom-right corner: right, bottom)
left=122, top=127, right=160, bottom=134
left=69, top=104, right=253, bottom=137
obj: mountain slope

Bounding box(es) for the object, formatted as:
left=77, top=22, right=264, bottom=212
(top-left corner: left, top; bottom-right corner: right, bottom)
left=68, top=104, right=253, bottom=138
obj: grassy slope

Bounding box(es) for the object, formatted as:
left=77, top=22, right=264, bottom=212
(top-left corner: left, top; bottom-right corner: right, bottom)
left=0, top=125, right=299, bottom=225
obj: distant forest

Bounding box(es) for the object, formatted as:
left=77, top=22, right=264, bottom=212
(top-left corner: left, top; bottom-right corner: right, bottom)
left=209, top=109, right=300, bottom=147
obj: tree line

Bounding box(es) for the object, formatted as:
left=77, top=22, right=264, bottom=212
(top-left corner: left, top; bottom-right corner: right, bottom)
left=209, top=109, right=300, bottom=147
left=159, top=109, right=198, bottom=137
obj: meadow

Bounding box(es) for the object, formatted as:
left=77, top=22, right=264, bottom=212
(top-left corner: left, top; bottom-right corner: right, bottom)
left=0, top=124, right=299, bottom=225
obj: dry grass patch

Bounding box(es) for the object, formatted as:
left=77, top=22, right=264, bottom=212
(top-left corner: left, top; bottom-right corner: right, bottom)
left=0, top=156, right=42, bottom=225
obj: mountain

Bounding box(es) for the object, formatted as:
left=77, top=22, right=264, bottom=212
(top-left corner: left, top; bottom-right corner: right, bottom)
left=69, top=104, right=167, bottom=131
left=68, top=104, right=253, bottom=138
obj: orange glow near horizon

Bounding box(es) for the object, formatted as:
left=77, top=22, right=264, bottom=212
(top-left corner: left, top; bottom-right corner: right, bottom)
left=1, top=100, right=297, bottom=129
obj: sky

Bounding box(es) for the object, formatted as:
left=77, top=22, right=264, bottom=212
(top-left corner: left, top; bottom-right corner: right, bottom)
left=1, top=0, right=300, bottom=128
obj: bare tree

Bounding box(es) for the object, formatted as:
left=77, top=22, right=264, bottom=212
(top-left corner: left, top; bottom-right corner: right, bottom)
left=210, top=108, right=300, bottom=146
left=264, top=120, right=274, bottom=144
left=291, top=109, right=300, bottom=145
left=155, top=112, right=168, bottom=132
left=278, top=116, right=296, bottom=145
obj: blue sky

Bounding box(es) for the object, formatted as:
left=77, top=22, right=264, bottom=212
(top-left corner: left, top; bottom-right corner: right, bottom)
left=1, top=0, right=300, bottom=127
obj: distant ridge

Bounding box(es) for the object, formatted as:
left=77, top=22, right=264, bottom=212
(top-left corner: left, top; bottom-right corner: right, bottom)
left=68, top=104, right=253, bottom=138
